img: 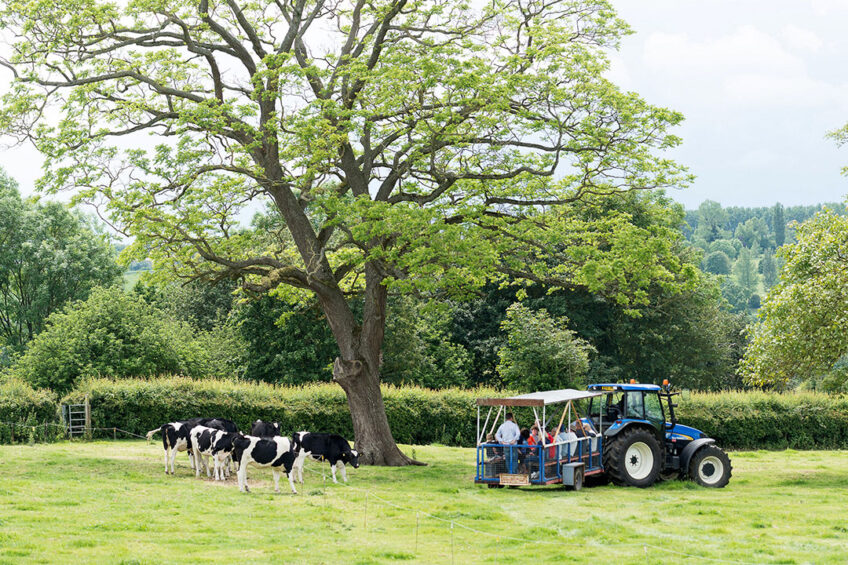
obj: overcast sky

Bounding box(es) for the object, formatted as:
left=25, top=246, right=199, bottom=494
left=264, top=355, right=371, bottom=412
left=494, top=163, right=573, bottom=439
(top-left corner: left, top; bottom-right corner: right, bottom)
left=610, top=0, right=848, bottom=208
left=1, top=0, right=847, bottom=210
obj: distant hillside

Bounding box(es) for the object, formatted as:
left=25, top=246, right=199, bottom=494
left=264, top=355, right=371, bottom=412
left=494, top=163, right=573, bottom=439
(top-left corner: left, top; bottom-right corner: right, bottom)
left=683, top=200, right=846, bottom=314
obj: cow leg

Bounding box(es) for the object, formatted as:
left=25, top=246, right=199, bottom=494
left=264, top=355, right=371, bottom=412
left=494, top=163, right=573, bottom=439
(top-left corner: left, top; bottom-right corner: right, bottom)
left=164, top=447, right=170, bottom=474
left=193, top=450, right=203, bottom=478
left=330, top=463, right=338, bottom=484
left=237, top=464, right=249, bottom=493
left=294, top=452, right=306, bottom=484
left=204, top=455, right=212, bottom=478
left=288, top=471, right=297, bottom=494
left=187, top=449, right=195, bottom=470
left=339, top=462, right=348, bottom=483
left=272, top=469, right=281, bottom=494
left=169, top=447, right=178, bottom=475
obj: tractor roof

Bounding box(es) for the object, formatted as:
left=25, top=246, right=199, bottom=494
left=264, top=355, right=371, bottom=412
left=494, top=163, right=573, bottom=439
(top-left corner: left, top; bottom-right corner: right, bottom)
left=588, top=383, right=662, bottom=392
left=476, top=388, right=606, bottom=407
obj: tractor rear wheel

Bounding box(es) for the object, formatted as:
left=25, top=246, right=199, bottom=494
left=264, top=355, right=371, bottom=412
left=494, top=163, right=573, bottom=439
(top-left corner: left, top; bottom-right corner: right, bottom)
left=689, top=445, right=732, bottom=488
left=604, top=427, right=662, bottom=488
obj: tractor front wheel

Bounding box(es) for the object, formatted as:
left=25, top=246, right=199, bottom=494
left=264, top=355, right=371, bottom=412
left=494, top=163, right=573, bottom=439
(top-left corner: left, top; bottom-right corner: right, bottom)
left=689, top=445, right=732, bottom=488
left=604, top=427, right=662, bottom=488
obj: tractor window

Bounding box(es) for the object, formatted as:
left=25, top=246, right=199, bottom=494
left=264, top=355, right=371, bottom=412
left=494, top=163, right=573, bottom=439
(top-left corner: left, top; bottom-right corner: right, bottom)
left=644, top=393, right=665, bottom=425
left=625, top=392, right=645, bottom=419
left=608, top=392, right=624, bottom=418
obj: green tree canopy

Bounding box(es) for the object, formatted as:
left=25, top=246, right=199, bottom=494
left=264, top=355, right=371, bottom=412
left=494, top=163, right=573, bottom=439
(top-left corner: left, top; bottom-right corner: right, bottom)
left=740, top=204, right=848, bottom=389
left=733, top=247, right=758, bottom=295
left=0, top=0, right=690, bottom=464
left=759, top=249, right=778, bottom=289
left=703, top=251, right=732, bottom=275
left=709, top=239, right=738, bottom=260
left=695, top=200, right=729, bottom=242
left=10, top=287, right=221, bottom=393
left=497, top=303, right=594, bottom=392
left=0, top=170, right=122, bottom=354
left=773, top=203, right=786, bottom=247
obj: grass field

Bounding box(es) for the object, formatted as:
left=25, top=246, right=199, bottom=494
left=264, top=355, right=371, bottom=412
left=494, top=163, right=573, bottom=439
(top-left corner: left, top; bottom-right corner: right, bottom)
left=1, top=442, right=846, bottom=564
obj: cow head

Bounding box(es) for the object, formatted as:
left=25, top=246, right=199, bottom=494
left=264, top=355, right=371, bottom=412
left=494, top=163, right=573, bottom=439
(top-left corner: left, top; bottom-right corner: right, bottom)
left=344, top=449, right=360, bottom=469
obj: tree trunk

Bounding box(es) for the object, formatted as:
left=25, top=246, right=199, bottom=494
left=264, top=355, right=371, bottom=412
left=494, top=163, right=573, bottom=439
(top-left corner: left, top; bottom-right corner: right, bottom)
left=333, top=357, right=422, bottom=466
left=323, top=263, right=425, bottom=466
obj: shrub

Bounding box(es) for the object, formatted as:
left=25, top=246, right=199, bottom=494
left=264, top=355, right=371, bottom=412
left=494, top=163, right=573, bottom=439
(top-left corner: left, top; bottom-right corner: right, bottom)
left=0, top=378, right=62, bottom=444
left=676, top=390, right=848, bottom=450
left=10, top=287, right=239, bottom=394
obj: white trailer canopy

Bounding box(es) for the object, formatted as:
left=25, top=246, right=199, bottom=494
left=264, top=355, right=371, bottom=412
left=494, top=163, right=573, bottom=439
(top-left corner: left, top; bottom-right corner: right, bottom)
left=476, top=388, right=606, bottom=407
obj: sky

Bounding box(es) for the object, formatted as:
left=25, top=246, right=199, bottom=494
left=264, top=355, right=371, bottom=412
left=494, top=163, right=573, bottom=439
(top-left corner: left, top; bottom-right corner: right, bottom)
left=609, top=0, right=848, bottom=208
left=0, top=1, right=847, bottom=210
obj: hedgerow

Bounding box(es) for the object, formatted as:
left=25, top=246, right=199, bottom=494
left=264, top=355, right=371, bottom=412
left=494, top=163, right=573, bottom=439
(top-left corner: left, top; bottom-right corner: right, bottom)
left=57, top=378, right=848, bottom=450
left=0, top=378, right=63, bottom=444
left=62, top=377, right=503, bottom=446
left=675, top=390, right=848, bottom=450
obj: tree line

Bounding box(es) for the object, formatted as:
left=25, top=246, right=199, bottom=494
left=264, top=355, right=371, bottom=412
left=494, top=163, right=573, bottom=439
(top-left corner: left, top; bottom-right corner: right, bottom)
left=684, top=200, right=844, bottom=313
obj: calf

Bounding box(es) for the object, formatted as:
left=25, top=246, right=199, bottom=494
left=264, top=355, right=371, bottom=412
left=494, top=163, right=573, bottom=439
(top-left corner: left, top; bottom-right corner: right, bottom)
left=250, top=420, right=281, bottom=437
left=292, top=432, right=360, bottom=484
left=189, top=426, right=240, bottom=481
left=233, top=435, right=298, bottom=494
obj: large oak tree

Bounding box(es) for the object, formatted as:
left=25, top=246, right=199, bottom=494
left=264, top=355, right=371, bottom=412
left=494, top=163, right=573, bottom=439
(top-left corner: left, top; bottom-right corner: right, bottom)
left=0, top=0, right=690, bottom=464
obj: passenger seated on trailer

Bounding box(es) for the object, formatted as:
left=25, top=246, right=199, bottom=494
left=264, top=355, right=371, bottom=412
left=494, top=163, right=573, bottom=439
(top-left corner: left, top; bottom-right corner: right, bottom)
left=516, top=429, right=531, bottom=473
left=485, top=432, right=502, bottom=461
left=555, top=428, right=578, bottom=460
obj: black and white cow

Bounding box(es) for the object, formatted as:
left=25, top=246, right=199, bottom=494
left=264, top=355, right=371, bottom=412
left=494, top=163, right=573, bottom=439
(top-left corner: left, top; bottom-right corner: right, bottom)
left=146, top=421, right=192, bottom=474
left=146, top=417, right=240, bottom=473
left=189, top=426, right=240, bottom=480
left=292, top=432, right=360, bottom=484
left=250, top=420, right=281, bottom=437
left=233, top=435, right=298, bottom=494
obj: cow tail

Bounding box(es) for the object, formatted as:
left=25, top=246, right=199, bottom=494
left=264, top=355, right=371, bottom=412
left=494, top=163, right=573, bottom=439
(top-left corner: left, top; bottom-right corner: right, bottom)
left=145, top=427, right=162, bottom=442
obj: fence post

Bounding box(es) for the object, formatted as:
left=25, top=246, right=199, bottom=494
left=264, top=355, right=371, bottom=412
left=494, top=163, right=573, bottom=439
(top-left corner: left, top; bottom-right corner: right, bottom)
left=113, top=427, right=117, bottom=440
left=84, top=395, right=91, bottom=440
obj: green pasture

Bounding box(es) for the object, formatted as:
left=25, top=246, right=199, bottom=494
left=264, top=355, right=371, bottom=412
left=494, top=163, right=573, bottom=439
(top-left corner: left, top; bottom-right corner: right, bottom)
left=0, top=443, right=846, bottom=564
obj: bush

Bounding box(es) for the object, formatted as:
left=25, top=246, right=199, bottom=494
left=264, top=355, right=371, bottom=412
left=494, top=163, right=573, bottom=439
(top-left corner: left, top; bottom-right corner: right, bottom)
left=0, top=378, right=62, bottom=444
left=10, top=287, right=237, bottom=394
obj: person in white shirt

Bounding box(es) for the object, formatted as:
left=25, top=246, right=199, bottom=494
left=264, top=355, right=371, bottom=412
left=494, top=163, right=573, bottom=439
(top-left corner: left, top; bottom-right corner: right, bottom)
left=495, top=412, right=521, bottom=445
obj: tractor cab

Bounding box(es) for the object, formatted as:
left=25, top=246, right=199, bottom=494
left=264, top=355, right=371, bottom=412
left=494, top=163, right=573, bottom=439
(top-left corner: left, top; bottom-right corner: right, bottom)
left=586, top=383, right=666, bottom=437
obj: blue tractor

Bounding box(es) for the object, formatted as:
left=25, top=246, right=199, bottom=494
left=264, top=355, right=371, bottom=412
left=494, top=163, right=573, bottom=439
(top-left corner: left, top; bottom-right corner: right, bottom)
left=586, top=382, right=732, bottom=488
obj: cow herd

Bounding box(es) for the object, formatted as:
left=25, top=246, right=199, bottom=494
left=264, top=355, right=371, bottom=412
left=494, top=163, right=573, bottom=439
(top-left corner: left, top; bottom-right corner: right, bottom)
left=145, top=418, right=359, bottom=494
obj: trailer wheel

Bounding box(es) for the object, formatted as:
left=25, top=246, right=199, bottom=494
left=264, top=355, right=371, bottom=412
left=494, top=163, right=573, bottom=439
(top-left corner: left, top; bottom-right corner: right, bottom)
left=689, top=445, right=732, bottom=488
left=572, top=468, right=584, bottom=491
left=604, top=427, right=661, bottom=488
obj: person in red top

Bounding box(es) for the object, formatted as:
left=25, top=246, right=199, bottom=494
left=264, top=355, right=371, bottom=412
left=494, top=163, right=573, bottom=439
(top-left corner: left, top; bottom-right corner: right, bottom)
left=529, top=425, right=555, bottom=460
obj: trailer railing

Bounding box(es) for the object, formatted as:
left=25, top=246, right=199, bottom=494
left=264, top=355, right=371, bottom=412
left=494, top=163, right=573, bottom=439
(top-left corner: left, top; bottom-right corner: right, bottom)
left=475, top=434, right=604, bottom=485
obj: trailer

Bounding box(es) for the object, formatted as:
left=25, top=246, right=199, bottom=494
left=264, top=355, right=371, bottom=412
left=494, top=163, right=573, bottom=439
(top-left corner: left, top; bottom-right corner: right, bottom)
left=474, top=389, right=607, bottom=489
